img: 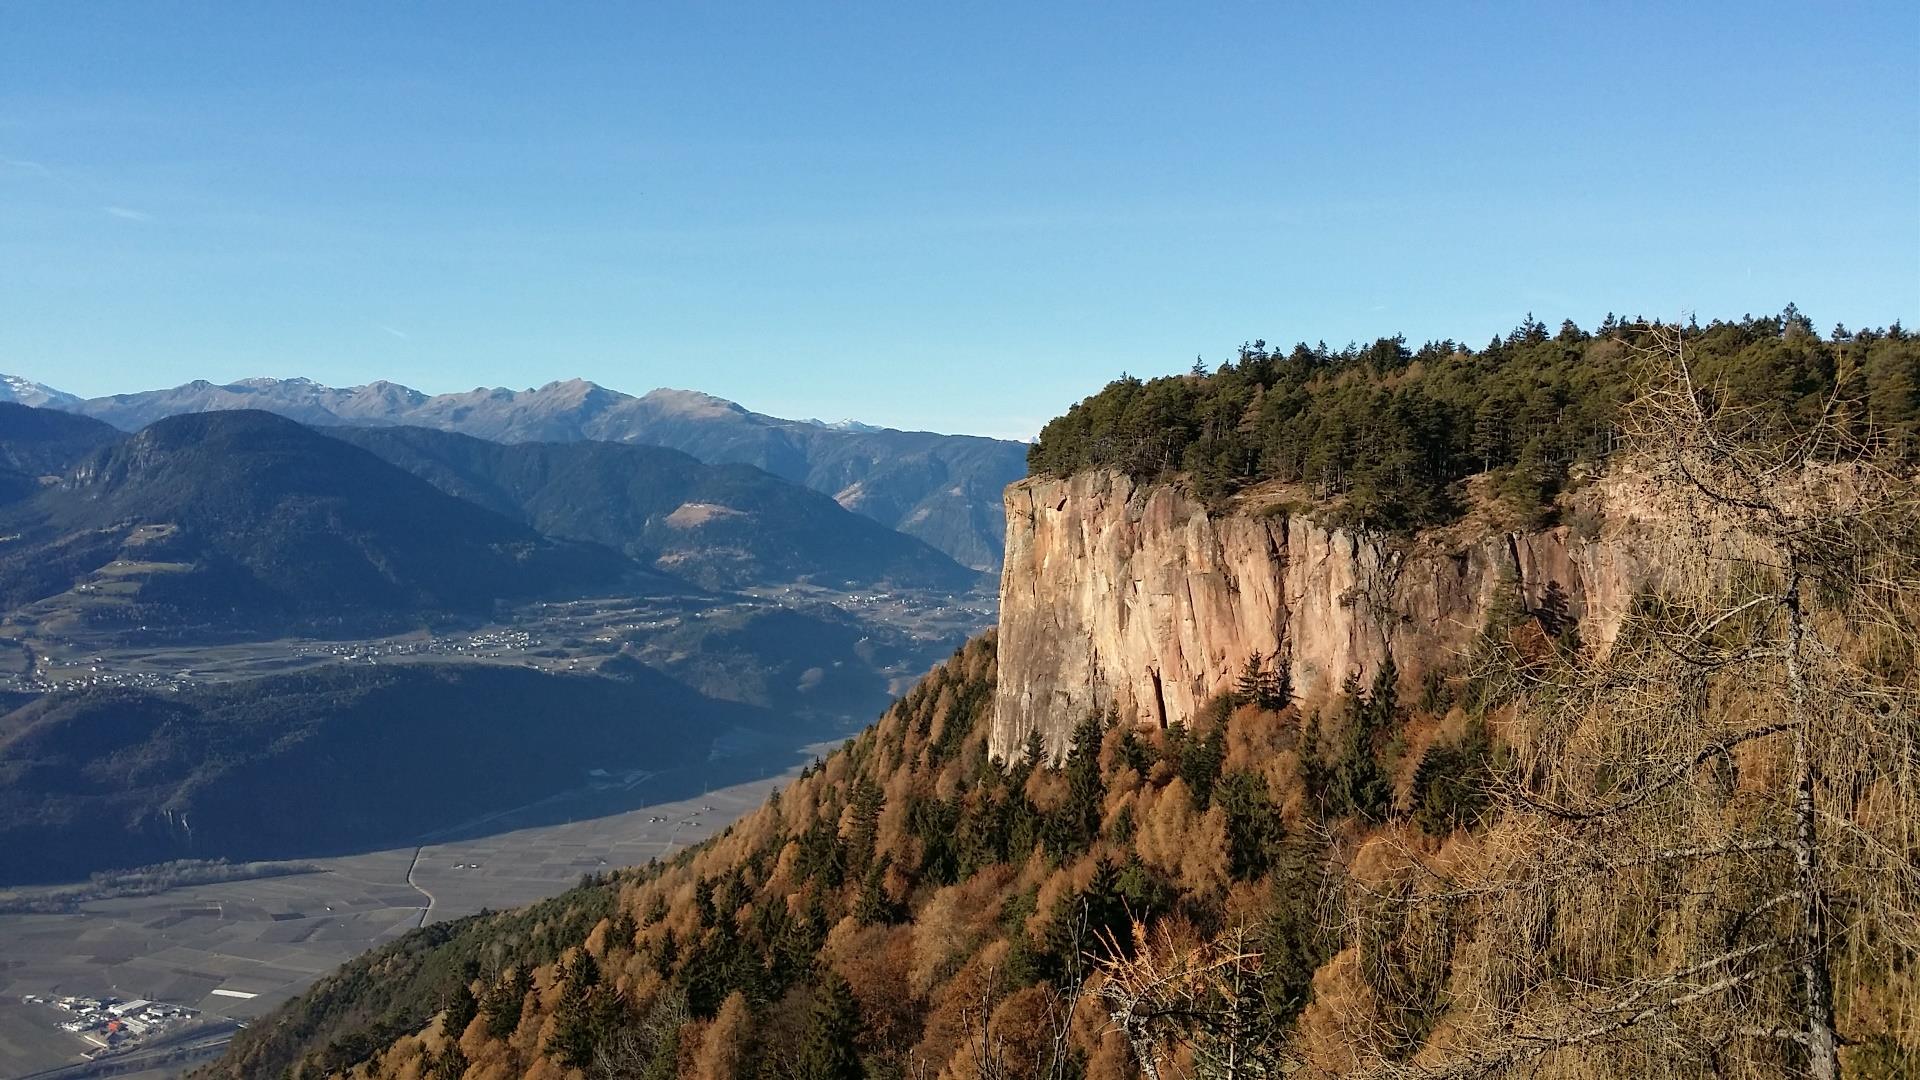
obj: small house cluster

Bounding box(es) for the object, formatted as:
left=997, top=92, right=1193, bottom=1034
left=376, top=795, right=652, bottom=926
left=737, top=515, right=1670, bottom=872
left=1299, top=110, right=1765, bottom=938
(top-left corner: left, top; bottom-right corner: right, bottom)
left=21, top=994, right=196, bottom=1049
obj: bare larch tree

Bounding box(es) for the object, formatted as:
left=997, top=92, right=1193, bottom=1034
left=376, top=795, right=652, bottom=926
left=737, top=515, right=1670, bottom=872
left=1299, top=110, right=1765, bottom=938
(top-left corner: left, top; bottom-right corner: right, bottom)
left=1329, top=326, right=1920, bottom=1079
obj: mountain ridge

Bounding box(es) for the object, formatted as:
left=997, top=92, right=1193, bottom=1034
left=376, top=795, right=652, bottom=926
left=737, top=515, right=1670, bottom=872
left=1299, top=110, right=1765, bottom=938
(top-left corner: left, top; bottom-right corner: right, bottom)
left=0, top=375, right=81, bottom=410
left=24, top=374, right=1026, bottom=569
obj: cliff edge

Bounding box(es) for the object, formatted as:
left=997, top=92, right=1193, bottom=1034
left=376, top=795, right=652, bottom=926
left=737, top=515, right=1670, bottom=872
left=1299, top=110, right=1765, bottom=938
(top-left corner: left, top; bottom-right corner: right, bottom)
left=991, top=470, right=1652, bottom=760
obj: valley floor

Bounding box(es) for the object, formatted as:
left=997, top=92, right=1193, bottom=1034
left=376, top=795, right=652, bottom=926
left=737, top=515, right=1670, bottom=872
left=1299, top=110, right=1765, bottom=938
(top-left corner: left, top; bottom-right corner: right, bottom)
left=0, top=744, right=834, bottom=1079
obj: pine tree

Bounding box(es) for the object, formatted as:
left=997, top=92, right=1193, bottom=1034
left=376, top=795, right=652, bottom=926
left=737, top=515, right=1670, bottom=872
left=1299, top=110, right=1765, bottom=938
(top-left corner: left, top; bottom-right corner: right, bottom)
left=1298, top=710, right=1330, bottom=814
left=1054, top=711, right=1106, bottom=852
left=609, top=909, right=639, bottom=952
left=1328, top=667, right=1395, bottom=821
left=656, top=927, right=678, bottom=972
left=1471, top=397, right=1511, bottom=473
left=797, top=972, right=865, bottom=1080
left=1234, top=651, right=1289, bottom=710
left=441, top=981, right=478, bottom=1042
left=1256, top=839, right=1337, bottom=1029
left=1216, top=770, right=1284, bottom=880
left=483, top=964, right=530, bottom=1040
left=551, top=953, right=600, bottom=1067
left=1081, top=855, right=1132, bottom=959
left=1114, top=723, right=1153, bottom=774
left=1177, top=724, right=1226, bottom=809
left=843, top=777, right=884, bottom=876
left=1410, top=719, right=1493, bottom=836
left=852, top=855, right=896, bottom=924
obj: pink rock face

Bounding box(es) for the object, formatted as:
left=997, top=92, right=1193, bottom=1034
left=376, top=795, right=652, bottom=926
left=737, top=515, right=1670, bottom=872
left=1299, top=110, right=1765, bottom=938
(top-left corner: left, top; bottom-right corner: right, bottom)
left=989, top=471, right=1653, bottom=762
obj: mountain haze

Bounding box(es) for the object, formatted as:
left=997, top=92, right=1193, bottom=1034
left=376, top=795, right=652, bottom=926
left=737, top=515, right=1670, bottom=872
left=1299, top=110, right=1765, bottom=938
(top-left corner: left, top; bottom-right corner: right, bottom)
left=51, top=376, right=1026, bottom=570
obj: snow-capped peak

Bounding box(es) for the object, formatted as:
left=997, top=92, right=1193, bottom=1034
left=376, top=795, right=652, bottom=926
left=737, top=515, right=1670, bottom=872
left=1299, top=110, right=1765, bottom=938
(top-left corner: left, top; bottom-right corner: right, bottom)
left=0, top=374, right=81, bottom=408
left=804, top=416, right=887, bottom=434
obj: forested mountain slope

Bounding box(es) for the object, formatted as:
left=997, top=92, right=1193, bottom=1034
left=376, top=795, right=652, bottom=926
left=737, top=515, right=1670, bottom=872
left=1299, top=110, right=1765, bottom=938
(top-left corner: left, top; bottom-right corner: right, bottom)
left=324, top=425, right=982, bottom=593
left=200, top=582, right=1920, bottom=1079
left=0, top=410, right=646, bottom=634
left=194, top=631, right=1493, bottom=1079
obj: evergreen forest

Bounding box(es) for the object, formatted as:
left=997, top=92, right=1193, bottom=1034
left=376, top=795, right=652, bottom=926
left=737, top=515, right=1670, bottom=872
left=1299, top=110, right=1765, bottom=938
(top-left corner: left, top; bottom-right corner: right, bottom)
left=1027, top=311, right=1920, bottom=530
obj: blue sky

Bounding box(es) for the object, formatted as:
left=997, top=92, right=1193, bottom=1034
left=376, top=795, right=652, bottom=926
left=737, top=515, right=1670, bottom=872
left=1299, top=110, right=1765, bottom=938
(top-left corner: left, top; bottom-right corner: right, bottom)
left=3, top=3, right=1916, bottom=439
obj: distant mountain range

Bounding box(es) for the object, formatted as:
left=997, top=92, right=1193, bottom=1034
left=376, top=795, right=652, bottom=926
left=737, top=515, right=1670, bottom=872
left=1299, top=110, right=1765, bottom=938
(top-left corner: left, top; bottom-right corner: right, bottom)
left=0, top=404, right=982, bottom=637
left=325, top=424, right=980, bottom=592
left=0, top=403, right=984, bottom=882
left=29, top=374, right=1026, bottom=570
left=0, top=409, right=646, bottom=635
left=0, top=383, right=1001, bottom=889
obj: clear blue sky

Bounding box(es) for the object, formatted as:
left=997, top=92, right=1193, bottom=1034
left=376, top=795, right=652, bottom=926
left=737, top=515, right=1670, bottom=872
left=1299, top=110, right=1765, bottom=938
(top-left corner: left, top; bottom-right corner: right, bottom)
left=3, top=3, right=1916, bottom=439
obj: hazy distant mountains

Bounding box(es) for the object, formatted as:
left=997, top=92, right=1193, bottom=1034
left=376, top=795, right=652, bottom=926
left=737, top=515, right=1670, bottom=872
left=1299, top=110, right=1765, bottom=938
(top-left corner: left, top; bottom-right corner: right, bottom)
left=0, top=403, right=984, bottom=881
left=0, top=410, right=644, bottom=634
left=49, top=375, right=1026, bottom=570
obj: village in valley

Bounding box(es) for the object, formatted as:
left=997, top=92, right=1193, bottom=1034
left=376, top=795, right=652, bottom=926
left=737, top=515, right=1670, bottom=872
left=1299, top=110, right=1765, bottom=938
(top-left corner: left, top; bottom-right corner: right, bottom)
left=18, top=992, right=205, bottom=1054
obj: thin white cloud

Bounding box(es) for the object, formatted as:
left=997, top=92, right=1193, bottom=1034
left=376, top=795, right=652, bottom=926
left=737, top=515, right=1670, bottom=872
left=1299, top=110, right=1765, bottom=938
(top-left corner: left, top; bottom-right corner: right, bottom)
left=1, top=157, right=53, bottom=177
left=103, top=206, right=153, bottom=222
left=378, top=325, right=410, bottom=340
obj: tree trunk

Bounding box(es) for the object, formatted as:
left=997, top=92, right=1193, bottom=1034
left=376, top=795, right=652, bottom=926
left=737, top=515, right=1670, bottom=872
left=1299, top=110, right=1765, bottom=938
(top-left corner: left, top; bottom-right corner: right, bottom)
left=1784, top=580, right=1840, bottom=1080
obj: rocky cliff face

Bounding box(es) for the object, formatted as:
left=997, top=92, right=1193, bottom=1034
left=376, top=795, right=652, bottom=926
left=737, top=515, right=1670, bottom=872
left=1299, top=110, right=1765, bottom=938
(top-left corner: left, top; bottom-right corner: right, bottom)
left=991, top=471, right=1651, bottom=761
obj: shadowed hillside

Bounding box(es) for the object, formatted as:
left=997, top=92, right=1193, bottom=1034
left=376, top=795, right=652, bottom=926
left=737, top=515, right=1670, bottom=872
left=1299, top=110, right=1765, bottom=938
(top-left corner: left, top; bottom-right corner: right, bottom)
left=0, top=661, right=775, bottom=884
left=0, top=403, right=124, bottom=504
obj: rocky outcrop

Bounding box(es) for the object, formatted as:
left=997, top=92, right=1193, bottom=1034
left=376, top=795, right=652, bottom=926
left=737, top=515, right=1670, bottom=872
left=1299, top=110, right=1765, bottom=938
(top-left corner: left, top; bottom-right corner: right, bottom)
left=991, top=471, right=1652, bottom=761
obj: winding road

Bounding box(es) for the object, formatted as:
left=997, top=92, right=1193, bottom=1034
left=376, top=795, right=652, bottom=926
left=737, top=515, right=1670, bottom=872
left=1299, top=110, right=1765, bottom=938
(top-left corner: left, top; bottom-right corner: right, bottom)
left=403, top=846, right=435, bottom=927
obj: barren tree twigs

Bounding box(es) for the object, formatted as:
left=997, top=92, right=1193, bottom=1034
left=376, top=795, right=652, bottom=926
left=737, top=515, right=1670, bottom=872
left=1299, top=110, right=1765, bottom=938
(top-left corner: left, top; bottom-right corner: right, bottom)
left=1327, top=327, right=1920, bottom=1079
